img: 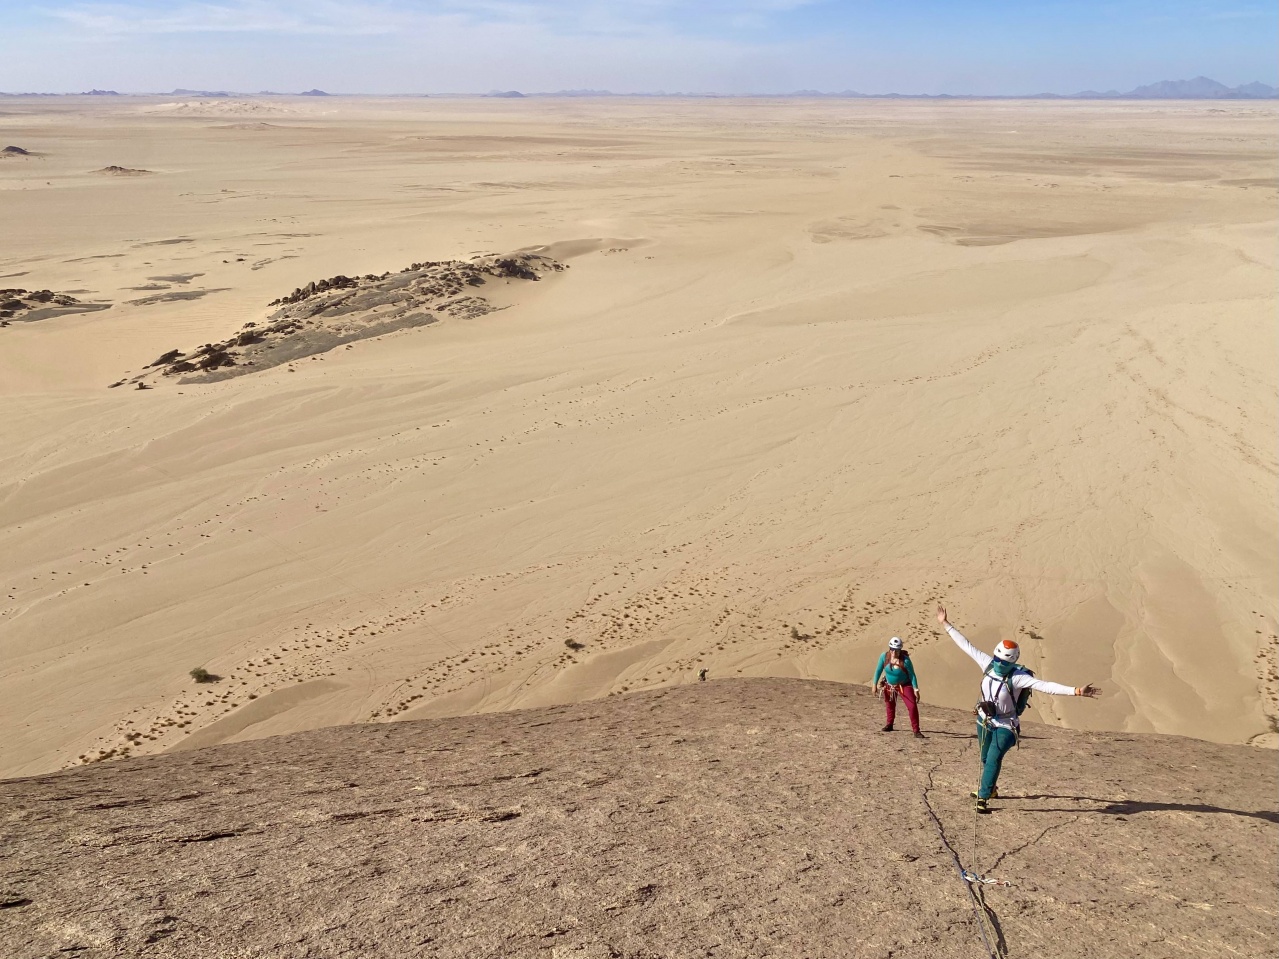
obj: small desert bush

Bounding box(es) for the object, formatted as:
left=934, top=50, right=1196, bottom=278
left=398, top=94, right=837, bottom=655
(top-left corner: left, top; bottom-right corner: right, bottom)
left=189, top=667, right=218, bottom=684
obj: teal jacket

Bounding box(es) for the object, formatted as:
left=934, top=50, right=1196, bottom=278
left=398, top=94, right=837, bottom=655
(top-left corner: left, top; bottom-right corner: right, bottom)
left=873, top=652, right=918, bottom=688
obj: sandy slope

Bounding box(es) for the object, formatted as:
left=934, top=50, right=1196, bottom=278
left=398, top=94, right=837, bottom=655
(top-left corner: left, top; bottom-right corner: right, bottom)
left=1, top=680, right=1275, bottom=959
left=0, top=96, right=1275, bottom=777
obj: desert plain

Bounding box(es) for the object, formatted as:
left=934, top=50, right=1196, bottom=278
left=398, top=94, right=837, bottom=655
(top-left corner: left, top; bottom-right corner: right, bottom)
left=0, top=94, right=1275, bottom=777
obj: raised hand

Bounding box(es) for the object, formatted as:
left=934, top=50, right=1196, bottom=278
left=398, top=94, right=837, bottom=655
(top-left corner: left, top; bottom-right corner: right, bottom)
left=936, top=605, right=948, bottom=626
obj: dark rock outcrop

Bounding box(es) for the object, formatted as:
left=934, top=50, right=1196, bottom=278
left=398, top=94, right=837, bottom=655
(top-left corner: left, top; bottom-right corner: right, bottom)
left=0, top=289, right=112, bottom=323
left=126, top=251, right=565, bottom=386
left=94, top=165, right=153, bottom=176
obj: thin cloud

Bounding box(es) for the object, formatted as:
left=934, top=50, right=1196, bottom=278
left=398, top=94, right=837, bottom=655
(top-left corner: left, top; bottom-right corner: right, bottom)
left=41, top=0, right=826, bottom=37
left=45, top=1, right=420, bottom=35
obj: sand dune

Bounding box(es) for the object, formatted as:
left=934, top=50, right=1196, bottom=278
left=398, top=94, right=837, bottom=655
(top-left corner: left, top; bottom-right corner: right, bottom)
left=0, top=95, right=1274, bottom=778
left=140, top=99, right=303, bottom=117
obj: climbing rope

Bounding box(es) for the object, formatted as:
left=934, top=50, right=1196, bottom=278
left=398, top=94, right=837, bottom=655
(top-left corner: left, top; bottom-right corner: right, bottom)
left=969, top=723, right=1014, bottom=888
left=922, top=766, right=1003, bottom=959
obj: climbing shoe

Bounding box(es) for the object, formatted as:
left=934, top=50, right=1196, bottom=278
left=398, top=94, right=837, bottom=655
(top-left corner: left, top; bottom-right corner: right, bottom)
left=881, top=724, right=894, bottom=732
left=974, top=798, right=991, bottom=814
left=913, top=732, right=925, bottom=739
left=969, top=787, right=998, bottom=799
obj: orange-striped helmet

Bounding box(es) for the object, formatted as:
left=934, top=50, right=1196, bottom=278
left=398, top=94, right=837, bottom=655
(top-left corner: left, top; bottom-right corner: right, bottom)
left=993, top=639, right=1020, bottom=663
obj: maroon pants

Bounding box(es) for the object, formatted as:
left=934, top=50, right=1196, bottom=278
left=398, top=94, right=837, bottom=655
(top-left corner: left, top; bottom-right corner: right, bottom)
left=882, top=684, right=920, bottom=733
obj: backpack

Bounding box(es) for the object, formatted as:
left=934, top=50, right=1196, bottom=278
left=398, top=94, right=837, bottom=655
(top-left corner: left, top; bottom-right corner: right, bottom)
left=1014, top=667, right=1035, bottom=715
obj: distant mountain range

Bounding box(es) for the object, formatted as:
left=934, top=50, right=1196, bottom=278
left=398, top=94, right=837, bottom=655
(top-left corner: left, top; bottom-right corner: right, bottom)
left=1, top=77, right=1274, bottom=100
left=527, top=77, right=1277, bottom=100
left=1037, top=77, right=1277, bottom=99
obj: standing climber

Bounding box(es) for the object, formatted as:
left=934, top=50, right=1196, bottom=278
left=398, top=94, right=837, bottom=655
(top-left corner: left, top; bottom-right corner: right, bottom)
left=872, top=636, right=924, bottom=738
left=936, top=605, right=1100, bottom=813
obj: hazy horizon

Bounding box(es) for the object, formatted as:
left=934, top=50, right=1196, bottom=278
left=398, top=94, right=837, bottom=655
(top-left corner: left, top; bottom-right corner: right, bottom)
left=3, top=79, right=1278, bottom=98
left=1, top=1, right=1275, bottom=97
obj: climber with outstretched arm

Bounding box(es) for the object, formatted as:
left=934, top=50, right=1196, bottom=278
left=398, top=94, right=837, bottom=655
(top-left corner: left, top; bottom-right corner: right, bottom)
left=936, top=605, right=1100, bottom=813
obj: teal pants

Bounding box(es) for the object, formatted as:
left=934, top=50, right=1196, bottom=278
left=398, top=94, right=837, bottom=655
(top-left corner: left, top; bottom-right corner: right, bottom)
left=976, top=721, right=1017, bottom=800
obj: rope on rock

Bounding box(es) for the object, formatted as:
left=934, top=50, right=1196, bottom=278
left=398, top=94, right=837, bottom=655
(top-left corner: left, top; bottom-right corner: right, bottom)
left=921, top=765, right=1003, bottom=959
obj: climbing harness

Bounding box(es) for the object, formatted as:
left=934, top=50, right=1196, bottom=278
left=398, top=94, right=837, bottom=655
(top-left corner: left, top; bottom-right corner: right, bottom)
left=882, top=682, right=908, bottom=703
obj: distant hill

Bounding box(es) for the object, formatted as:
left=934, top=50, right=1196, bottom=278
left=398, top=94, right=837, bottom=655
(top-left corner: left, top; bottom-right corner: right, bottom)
left=1111, top=76, right=1275, bottom=99
left=299, top=89, right=330, bottom=97
left=784, top=89, right=866, bottom=98
left=487, top=90, right=526, bottom=98
left=538, top=89, right=617, bottom=97
left=1235, top=81, right=1279, bottom=97
left=170, top=89, right=229, bottom=97
left=1044, top=77, right=1277, bottom=100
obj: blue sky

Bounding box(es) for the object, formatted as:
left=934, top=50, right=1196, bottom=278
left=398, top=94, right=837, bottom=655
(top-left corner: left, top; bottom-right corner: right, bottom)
left=1, top=1, right=1274, bottom=94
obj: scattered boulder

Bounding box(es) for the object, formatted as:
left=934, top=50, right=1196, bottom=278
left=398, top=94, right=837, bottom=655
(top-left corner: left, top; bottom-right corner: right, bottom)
left=195, top=349, right=235, bottom=371
left=269, top=274, right=358, bottom=307
left=1, top=146, right=32, bottom=157
left=491, top=257, right=541, bottom=281
left=95, top=166, right=154, bottom=176
left=147, top=349, right=182, bottom=368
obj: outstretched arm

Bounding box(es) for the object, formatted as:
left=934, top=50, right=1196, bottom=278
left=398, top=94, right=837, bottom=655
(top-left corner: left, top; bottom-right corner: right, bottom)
left=1020, top=675, right=1102, bottom=698
left=936, top=605, right=992, bottom=670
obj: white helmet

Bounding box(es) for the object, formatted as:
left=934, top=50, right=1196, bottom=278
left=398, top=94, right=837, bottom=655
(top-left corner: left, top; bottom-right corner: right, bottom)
left=888, top=636, right=903, bottom=650
left=993, top=639, right=1020, bottom=663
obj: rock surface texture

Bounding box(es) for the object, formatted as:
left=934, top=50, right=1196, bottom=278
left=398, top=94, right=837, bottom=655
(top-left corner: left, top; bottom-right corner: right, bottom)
left=2, top=678, right=1274, bottom=959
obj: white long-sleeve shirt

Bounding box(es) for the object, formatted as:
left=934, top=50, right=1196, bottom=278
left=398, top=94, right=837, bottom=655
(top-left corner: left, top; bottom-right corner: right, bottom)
left=945, top=624, right=1076, bottom=728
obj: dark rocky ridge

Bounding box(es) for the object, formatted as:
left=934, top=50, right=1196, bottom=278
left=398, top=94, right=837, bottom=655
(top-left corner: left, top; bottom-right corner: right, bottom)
left=0, top=678, right=1273, bottom=959
left=0, top=288, right=111, bottom=325
left=122, top=252, right=564, bottom=387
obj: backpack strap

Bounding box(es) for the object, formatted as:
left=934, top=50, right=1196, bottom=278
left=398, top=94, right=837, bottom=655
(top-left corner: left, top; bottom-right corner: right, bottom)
left=982, top=663, right=1020, bottom=720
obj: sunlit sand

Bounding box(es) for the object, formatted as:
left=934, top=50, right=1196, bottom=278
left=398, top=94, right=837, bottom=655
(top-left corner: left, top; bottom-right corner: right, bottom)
left=1, top=95, right=1274, bottom=776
